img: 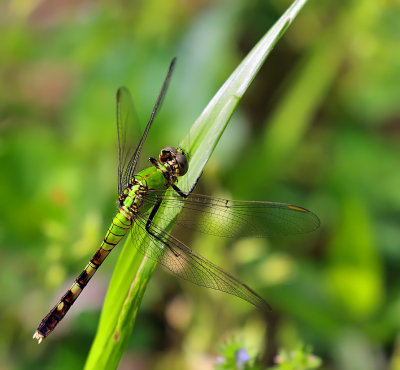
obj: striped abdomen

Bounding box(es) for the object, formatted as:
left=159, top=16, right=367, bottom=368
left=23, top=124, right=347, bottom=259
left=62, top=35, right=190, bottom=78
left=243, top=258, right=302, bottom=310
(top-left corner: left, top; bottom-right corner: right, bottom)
left=33, top=210, right=132, bottom=342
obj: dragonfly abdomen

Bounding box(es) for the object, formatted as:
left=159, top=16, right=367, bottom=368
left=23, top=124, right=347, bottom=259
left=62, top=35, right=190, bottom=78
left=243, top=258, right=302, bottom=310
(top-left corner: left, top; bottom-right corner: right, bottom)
left=102, top=211, right=132, bottom=250
left=33, top=199, right=137, bottom=342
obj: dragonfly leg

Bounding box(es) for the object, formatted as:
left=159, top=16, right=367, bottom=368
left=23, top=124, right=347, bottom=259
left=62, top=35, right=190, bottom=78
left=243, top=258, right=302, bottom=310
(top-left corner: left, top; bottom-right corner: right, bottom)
left=172, top=172, right=202, bottom=198
left=149, top=157, right=158, bottom=167
left=145, top=198, right=181, bottom=258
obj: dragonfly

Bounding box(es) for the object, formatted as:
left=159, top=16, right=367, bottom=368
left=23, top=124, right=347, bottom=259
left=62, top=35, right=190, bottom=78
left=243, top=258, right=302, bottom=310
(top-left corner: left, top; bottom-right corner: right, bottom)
left=33, top=58, right=319, bottom=343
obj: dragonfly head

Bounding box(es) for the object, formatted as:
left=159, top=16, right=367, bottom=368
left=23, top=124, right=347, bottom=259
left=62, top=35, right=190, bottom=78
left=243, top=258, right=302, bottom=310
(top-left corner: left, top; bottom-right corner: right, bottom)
left=159, top=146, right=188, bottom=177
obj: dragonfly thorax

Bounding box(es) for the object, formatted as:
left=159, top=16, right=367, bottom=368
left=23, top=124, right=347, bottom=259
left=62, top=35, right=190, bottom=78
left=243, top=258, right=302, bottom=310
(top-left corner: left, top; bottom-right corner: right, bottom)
left=117, top=146, right=188, bottom=211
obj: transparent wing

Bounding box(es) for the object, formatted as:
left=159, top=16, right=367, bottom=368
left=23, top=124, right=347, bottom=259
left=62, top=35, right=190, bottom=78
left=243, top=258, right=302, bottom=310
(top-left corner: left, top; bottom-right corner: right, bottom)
left=142, top=192, right=320, bottom=238
left=117, top=59, right=177, bottom=195
left=116, top=87, right=141, bottom=195
left=133, top=213, right=271, bottom=311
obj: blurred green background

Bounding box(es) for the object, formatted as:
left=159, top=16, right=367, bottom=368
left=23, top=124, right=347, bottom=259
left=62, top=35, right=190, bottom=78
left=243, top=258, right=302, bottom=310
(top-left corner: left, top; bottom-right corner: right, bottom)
left=1, top=0, right=399, bottom=369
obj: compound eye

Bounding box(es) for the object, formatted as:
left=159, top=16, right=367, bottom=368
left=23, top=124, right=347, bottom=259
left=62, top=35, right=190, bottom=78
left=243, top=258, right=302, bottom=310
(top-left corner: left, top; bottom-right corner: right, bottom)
left=176, top=153, right=188, bottom=175
left=160, top=146, right=178, bottom=162
left=161, top=146, right=177, bottom=155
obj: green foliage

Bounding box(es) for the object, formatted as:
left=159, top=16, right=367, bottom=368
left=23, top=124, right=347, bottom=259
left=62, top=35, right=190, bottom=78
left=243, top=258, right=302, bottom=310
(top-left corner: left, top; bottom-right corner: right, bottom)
left=215, top=342, right=321, bottom=370
left=1, top=0, right=399, bottom=369
left=215, top=339, right=262, bottom=370
left=269, top=345, right=322, bottom=370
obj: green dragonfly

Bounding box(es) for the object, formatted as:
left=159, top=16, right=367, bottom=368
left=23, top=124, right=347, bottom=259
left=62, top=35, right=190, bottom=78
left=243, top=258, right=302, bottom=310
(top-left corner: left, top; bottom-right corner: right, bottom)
left=33, top=59, right=319, bottom=343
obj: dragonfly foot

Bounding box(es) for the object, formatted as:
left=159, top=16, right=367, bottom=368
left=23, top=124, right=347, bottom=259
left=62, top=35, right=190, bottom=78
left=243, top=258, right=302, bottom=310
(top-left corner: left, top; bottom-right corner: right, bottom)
left=33, top=330, right=43, bottom=344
